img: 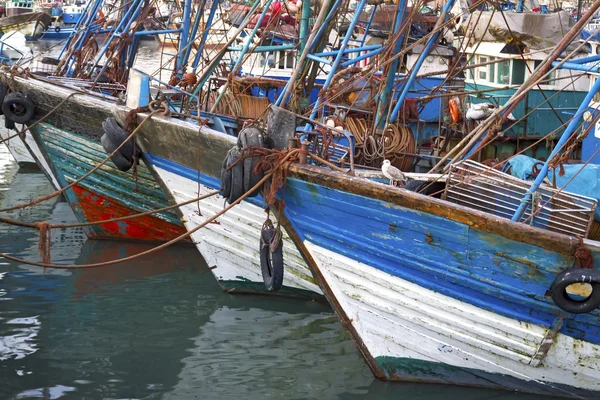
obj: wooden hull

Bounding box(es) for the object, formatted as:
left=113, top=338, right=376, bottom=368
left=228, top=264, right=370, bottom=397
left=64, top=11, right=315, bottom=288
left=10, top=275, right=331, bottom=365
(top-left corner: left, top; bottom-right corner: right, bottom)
left=3, top=75, right=187, bottom=243
left=277, top=165, right=600, bottom=398
left=146, top=153, right=323, bottom=299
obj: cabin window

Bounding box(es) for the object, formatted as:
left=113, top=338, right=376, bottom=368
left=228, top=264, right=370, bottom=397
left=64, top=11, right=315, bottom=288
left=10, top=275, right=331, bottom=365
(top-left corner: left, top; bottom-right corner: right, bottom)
left=497, top=60, right=510, bottom=85
left=488, top=56, right=495, bottom=82
left=512, top=59, right=526, bottom=85
left=261, top=52, right=276, bottom=68
left=286, top=52, right=294, bottom=69
left=478, top=56, right=487, bottom=80
left=278, top=51, right=286, bottom=69
left=467, top=57, right=474, bottom=80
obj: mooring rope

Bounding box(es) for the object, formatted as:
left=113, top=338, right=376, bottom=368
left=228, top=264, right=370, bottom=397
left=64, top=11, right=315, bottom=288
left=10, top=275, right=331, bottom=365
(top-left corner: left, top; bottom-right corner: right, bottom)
left=0, top=109, right=161, bottom=213
left=0, top=148, right=304, bottom=269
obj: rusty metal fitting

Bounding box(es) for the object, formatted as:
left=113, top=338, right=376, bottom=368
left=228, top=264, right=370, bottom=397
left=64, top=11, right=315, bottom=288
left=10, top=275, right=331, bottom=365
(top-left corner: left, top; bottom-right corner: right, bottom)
left=299, top=140, right=309, bottom=164
left=288, top=136, right=299, bottom=149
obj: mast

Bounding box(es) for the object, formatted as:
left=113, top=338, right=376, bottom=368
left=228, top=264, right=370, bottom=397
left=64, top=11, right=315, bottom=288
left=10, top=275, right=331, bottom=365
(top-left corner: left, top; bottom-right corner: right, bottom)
left=373, top=0, right=407, bottom=130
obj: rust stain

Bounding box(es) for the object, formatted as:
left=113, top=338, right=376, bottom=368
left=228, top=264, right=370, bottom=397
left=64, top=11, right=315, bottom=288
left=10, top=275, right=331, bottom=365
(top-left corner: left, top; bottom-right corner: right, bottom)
left=425, top=232, right=433, bottom=245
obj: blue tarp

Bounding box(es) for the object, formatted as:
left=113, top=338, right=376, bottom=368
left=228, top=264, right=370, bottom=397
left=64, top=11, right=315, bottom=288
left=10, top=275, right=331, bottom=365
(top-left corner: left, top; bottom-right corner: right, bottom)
left=507, top=155, right=600, bottom=220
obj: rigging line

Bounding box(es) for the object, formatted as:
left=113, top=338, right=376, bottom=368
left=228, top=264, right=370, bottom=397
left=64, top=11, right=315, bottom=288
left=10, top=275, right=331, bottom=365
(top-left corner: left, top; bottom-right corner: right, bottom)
left=0, top=110, right=162, bottom=213
left=0, top=191, right=220, bottom=229
left=429, top=20, right=600, bottom=174
left=423, top=2, right=492, bottom=98
left=0, top=149, right=302, bottom=269
left=495, top=4, right=566, bottom=125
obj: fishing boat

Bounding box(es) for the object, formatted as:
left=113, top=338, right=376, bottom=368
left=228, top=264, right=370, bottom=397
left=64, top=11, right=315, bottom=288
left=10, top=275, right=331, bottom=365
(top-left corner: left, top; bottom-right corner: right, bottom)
left=0, top=10, right=52, bottom=39
left=208, top=3, right=600, bottom=398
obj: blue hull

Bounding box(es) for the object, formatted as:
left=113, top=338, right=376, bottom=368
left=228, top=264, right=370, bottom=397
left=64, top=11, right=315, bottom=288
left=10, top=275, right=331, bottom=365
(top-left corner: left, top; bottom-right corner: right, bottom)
left=278, top=167, right=600, bottom=397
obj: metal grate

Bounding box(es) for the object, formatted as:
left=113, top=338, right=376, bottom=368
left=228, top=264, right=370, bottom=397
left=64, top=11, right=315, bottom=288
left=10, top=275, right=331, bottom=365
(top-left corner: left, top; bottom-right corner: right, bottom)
left=444, top=160, right=597, bottom=238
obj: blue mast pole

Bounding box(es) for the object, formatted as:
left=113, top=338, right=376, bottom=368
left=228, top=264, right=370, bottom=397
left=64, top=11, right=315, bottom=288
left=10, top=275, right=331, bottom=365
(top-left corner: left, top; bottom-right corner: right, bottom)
left=512, top=76, right=600, bottom=222
left=388, top=0, right=456, bottom=123
left=191, top=0, right=220, bottom=71
left=373, top=0, right=407, bottom=130
left=305, top=0, right=368, bottom=122
left=176, top=0, right=194, bottom=71
left=58, top=0, right=98, bottom=59
left=274, top=0, right=344, bottom=106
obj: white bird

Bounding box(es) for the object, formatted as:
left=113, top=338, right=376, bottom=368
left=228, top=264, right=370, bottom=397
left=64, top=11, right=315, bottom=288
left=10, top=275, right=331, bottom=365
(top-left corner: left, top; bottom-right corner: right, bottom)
left=382, top=159, right=406, bottom=187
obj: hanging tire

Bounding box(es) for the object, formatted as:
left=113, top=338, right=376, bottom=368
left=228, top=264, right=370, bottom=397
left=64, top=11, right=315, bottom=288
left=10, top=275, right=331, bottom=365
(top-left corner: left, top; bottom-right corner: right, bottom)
left=2, top=92, right=35, bottom=124
left=228, top=146, right=244, bottom=204
left=4, top=117, right=14, bottom=130
left=100, top=134, right=134, bottom=172
left=219, top=152, right=232, bottom=199
left=0, top=83, right=7, bottom=114
left=260, top=227, right=284, bottom=291
left=102, top=117, right=139, bottom=161
left=239, top=127, right=264, bottom=196
left=55, top=26, right=61, bottom=32
left=550, top=268, right=600, bottom=314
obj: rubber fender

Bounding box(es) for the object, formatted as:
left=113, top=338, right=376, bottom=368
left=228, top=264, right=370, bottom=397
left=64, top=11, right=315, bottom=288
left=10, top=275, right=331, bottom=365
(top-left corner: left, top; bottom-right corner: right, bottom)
left=260, top=227, right=284, bottom=291
left=0, top=83, right=7, bottom=114
left=550, top=268, right=600, bottom=314
left=100, top=134, right=134, bottom=172
left=4, top=117, right=14, bottom=130
left=220, top=147, right=235, bottom=199
left=403, top=179, right=446, bottom=198
left=227, top=146, right=245, bottom=204
left=40, top=57, right=60, bottom=65
left=2, top=92, right=35, bottom=124
left=102, top=117, right=140, bottom=161
left=54, top=26, right=61, bottom=32
left=239, top=127, right=264, bottom=196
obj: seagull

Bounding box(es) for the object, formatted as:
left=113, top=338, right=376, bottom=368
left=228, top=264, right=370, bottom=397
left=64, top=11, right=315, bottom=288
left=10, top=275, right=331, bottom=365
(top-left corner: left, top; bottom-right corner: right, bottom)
left=382, top=159, right=406, bottom=187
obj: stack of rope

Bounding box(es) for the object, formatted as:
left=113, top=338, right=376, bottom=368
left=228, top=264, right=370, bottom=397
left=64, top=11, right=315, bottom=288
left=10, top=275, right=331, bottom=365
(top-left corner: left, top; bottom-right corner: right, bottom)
left=346, top=117, right=416, bottom=171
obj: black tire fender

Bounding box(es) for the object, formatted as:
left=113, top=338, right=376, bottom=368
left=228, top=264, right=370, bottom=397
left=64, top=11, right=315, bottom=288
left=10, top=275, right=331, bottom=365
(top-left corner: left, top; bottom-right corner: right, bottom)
left=220, top=148, right=235, bottom=199
left=55, top=26, right=61, bottom=32
left=239, top=127, right=264, bottom=196
left=101, top=134, right=134, bottom=172
left=102, top=117, right=139, bottom=161
left=4, top=117, right=15, bottom=130
left=227, top=146, right=244, bottom=204
left=2, top=92, right=34, bottom=124
left=550, top=268, right=600, bottom=314
left=260, top=227, right=284, bottom=291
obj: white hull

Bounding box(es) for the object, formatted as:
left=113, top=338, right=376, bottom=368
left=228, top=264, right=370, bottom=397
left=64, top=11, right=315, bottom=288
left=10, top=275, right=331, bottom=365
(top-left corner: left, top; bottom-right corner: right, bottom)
left=305, top=241, right=600, bottom=398
left=153, top=166, right=322, bottom=297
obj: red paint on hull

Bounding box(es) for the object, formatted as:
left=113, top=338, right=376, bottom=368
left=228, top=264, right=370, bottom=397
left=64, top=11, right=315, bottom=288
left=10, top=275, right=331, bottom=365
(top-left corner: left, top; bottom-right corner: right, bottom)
left=71, top=185, right=187, bottom=242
